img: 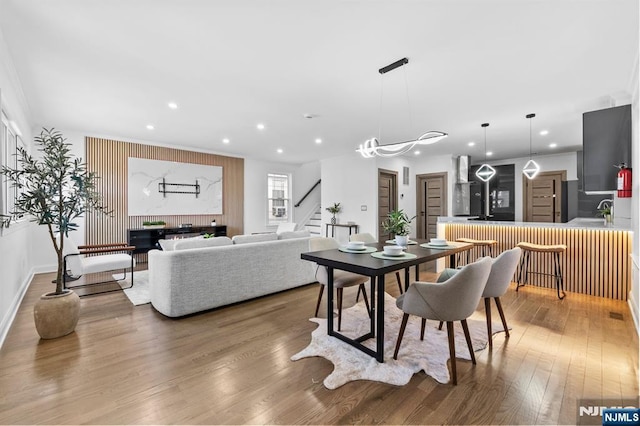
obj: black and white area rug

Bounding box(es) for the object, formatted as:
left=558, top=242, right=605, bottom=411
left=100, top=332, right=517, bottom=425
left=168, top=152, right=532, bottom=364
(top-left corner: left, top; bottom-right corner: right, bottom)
left=291, top=293, right=507, bottom=389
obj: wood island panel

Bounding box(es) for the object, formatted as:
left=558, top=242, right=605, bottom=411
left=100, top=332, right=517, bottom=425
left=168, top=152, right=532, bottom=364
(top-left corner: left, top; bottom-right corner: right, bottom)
left=444, top=223, right=632, bottom=300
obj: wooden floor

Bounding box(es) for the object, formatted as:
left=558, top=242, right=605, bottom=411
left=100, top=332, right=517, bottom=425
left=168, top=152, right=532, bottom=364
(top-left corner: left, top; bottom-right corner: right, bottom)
left=0, top=268, right=638, bottom=425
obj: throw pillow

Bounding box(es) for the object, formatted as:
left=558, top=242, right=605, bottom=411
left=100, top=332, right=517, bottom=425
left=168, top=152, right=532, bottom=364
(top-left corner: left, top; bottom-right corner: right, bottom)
left=232, top=233, right=278, bottom=245
left=277, top=230, right=311, bottom=240
left=174, top=236, right=232, bottom=250
left=158, top=239, right=179, bottom=251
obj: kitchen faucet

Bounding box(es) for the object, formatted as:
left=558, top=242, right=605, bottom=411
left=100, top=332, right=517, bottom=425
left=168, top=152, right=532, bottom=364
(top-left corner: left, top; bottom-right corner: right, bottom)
left=597, top=198, right=613, bottom=223
left=597, top=198, right=613, bottom=210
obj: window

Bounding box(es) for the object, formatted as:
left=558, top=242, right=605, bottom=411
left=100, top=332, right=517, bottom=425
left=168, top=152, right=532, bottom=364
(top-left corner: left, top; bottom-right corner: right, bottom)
left=1, top=111, right=24, bottom=225
left=267, top=173, right=290, bottom=225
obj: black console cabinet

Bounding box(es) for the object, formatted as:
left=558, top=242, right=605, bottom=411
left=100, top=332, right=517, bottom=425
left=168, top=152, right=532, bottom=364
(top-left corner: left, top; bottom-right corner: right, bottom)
left=128, top=226, right=227, bottom=253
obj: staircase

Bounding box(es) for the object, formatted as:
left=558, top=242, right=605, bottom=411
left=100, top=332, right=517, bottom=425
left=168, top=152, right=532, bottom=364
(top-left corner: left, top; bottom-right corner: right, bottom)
left=304, top=206, right=322, bottom=236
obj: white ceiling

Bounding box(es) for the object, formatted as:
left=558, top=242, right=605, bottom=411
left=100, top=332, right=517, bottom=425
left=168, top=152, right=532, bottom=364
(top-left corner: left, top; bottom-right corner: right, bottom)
left=0, top=0, right=637, bottom=165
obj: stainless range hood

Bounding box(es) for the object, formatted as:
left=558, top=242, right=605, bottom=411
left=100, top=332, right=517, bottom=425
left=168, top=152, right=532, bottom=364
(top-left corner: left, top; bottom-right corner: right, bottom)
left=453, top=155, right=470, bottom=215
left=456, top=155, right=469, bottom=183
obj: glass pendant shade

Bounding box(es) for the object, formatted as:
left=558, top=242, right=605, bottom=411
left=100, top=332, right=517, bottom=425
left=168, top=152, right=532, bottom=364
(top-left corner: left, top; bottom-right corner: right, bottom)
left=475, top=164, right=496, bottom=182
left=523, top=159, right=540, bottom=179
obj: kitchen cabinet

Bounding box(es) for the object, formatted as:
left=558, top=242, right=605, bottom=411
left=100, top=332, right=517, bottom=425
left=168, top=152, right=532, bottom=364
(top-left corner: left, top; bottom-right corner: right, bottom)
left=469, top=164, right=515, bottom=220
left=582, top=104, right=631, bottom=193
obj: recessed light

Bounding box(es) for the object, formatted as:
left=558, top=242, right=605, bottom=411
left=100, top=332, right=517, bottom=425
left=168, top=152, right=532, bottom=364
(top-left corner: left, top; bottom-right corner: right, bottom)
left=468, top=141, right=475, bottom=147
left=222, top=138, right=230, bottom=144
left=257, top=123, right=265, bottom=130
left=315, top=138, right=322, bottom=144
left=168, top=102, right=178, bottom=109
left=277, top=148, right=283, bottom=154
left=146, top=124, right=154, bottom=130
left=539, top=130, right=549, bottom=136
left=414, top=150, right=421, bottom=155
left=486, top=151, right=493, bottom=156
left=549, top=143, right=557, bottom=148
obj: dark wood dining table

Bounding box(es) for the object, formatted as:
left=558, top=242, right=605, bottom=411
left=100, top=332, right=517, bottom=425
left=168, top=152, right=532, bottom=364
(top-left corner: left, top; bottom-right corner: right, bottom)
left=301, top=240, right=473, bottom=362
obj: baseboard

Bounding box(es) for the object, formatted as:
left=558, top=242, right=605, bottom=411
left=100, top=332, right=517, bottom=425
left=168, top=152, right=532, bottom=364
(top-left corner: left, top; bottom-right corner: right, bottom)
left=0, top=268, right=34, bottom=350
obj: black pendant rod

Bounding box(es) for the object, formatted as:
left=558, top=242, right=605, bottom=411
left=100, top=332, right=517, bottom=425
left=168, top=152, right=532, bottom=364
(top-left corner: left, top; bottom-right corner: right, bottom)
left=379, top=57, right=409, bottom=74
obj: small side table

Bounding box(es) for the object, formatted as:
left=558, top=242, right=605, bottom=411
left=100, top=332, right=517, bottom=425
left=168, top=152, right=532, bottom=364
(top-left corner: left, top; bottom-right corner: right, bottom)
left=325, top=223, right=359, bottom=238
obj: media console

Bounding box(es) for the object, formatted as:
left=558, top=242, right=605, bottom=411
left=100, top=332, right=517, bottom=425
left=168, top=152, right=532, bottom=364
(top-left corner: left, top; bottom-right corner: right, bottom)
left=127, top=225, right=227, bottom=254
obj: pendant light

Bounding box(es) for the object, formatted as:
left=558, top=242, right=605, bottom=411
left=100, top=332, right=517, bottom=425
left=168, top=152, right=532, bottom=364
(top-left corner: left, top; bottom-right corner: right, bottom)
left=475, top=123, right=495, bottom=182
left=523, top=113, right=541, bottom=179
left=357, top=57, right=448, bottom=158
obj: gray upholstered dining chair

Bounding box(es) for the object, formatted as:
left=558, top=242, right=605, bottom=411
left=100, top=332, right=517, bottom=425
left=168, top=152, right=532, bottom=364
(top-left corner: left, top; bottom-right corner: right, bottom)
left=393, top=257, right=492, bottom=385
left=309, top=237, right=371, bottom=331
left=350, top=232, right=403, bottom=294
left=436, top=247, right=521, bottom=349
left=479, top=247, right=521, bottom=348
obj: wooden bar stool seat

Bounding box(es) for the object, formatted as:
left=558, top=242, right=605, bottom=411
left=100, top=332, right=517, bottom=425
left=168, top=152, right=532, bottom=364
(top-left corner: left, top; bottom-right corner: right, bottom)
left=516, top=242, right=567, bottom=299
left=455, top=238, right=498, bottom=265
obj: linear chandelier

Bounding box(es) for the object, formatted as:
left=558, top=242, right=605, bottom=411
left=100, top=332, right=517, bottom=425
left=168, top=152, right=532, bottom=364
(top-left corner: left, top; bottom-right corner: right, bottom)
left=357, top=57, right=448, bottom=158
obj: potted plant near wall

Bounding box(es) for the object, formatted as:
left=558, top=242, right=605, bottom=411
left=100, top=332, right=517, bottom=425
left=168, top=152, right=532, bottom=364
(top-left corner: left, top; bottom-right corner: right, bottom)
left=598, top=205, right=612, bottom=224
left=1, top=128, right=110, bottom=339
left=326, top=202, right=341, bottom=224
left=382, top=209, right=416, bottom=247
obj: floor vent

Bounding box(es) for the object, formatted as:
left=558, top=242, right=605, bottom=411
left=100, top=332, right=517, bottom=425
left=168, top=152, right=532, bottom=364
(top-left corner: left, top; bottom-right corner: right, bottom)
left=609, top=311, right=624, bottom=320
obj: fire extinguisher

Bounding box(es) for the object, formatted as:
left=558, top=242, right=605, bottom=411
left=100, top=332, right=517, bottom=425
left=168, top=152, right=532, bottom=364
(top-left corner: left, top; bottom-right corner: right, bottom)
left=616, top=163, right=632, bottom=198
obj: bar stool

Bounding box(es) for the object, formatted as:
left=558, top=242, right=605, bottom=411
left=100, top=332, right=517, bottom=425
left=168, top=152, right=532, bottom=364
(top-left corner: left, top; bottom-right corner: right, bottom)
left=516, top=242, right=566, bottom=300
left=455, top=238, right=498, bottom=265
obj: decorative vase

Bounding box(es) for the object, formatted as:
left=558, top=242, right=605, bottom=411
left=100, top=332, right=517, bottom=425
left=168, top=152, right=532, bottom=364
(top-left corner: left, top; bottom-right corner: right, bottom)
left=395, top=235, right=409, bottom=247
left=604, top=214, right=612, bottom=224
left=331, top=216, right=336, bottom=224
left=33, top=290, right=80, bottom=339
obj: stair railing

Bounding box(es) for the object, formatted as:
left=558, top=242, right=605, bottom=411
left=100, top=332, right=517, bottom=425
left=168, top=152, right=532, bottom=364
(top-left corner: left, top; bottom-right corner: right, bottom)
left=294, top=179, right=321, bottom=208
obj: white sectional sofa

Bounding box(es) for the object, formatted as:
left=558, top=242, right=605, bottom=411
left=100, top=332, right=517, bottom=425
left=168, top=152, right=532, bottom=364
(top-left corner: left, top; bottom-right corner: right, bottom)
left=148, top=231, right=316, bottom=317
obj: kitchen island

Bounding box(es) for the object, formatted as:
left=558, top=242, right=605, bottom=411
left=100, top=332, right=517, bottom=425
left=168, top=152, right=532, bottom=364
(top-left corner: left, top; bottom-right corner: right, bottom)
left=438, top=217, right=632, bottom=300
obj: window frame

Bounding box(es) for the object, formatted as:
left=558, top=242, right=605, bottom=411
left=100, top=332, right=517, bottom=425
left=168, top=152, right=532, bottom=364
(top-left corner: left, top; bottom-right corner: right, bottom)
left=0, top=110, right=26, bottom=231
left=266, top=172, right=291, bottom=226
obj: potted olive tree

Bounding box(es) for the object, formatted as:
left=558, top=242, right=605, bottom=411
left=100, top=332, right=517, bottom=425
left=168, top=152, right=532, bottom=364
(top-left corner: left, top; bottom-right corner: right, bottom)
left=1, top=128, right=110, bottom=339
left=382, top=209, right=416, bottom=247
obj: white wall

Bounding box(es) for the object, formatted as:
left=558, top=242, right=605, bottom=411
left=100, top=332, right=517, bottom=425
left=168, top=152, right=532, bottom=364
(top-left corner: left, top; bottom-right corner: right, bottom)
left=377, top=153, right=456, bottom=239
left=485, top=151, right=578, bottom=221
left=321, top=153, right=377, bottom=244
left=291, top=161, right=321, bottom=229
left=0, top=27, right=36, bottom=347
left=629, top=50, right=639, bottom=333
left=243, top=158, right=300, bottom=234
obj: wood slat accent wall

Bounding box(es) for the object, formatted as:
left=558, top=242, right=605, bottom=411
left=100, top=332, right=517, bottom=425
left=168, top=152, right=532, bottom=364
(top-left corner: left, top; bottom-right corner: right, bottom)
left=445, top=223, right=632, bottom=301
left=85, top=137, right=244, bottom=262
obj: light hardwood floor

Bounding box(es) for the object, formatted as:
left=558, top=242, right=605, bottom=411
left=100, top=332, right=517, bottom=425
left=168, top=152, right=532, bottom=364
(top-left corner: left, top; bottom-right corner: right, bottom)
left=0, top=269, right=638, bottom=425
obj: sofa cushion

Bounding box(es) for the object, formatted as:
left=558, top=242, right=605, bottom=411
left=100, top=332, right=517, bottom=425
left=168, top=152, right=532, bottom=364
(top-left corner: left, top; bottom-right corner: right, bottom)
left=232, top=233, right=278, bottom=245
left=277, top=230, right=311, bottom=240
left=158, top=238, right=181, bottom=251
left=174, top=236, right=232, bottom=250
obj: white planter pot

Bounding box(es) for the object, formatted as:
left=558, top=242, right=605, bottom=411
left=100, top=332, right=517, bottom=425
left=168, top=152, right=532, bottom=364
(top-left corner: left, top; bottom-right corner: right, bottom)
left=395, top=235, right=409, bottom=247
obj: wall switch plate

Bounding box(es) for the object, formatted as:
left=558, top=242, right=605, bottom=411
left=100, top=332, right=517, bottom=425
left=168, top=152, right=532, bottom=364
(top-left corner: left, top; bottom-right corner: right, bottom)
left=361, top=205, right=367, bottom=211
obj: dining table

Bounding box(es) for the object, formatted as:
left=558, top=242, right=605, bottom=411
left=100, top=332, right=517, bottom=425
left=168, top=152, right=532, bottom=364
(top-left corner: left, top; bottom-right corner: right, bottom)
left=300, top=239, right=473, bottom=362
